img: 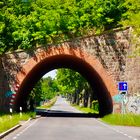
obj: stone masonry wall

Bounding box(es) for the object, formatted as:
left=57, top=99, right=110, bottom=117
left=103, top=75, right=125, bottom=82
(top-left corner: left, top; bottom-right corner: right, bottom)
left=2, top=27, right=131, bottom=94
left=125, top=56, right=140, bottom=95
left=0, top=59, right=11, bottom=112
left=112, top=29, right=140, bottom=114
left=79, top=28, right=130, bottom=85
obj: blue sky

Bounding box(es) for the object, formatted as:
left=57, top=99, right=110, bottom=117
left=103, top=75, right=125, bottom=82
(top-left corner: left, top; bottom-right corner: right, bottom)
left=43, top=69, right=57, bottom=79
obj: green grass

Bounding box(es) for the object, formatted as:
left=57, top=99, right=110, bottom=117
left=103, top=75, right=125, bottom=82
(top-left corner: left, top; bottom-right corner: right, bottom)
left=72, top=104, right=99, bottom=114
left=37, top=97, right=57, bottom=109
left=0, top=112, right=36, bottom=133
left=0, top=97, right=56, bottom=134
left=72, top=104, right=140, bottom=127
left=101, top=114, right=140, bottom=127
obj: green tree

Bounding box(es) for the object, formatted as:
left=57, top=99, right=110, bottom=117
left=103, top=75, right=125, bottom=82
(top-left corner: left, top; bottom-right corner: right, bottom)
left=41, top=77, right=59, bottom=100
left=28, top=76, right=59, bottom=110
left=56, top=68, right=94, bottom=106
left=0, top=0, right=127, bottom=54
left=56, top=69, right=86, bottom=93
left=28, top=80, right=43, bottom=110
left=121, top=0, right=140, bottom=56
left=121, top=0, right=140, bottom=32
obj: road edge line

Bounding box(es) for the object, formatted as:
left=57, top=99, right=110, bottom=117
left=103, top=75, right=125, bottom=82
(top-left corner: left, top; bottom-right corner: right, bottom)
left=0, top=116, right=41, bottom=139
left=0, top=124, right=21, bottom=139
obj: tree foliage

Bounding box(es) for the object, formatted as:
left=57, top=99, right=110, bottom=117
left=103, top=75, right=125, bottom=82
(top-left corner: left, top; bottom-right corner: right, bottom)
left=56, top=68, right=88, bottom=94
left=0, top=0, right=127, bottom=54
left=41, top=76, right=59, bottom=100
left=29, top=80, right=44, bottom=107
left=56, top=68, right=97, bottom=109
left=29, top=76, right=58, bottom=106
left=121, top=0, right=140, bottom=56
left=121, top=0, right=140, bottom=33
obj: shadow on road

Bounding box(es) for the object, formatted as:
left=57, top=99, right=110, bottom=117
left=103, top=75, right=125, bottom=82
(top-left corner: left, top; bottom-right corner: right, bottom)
left=36, top=109, right=100, bottom=118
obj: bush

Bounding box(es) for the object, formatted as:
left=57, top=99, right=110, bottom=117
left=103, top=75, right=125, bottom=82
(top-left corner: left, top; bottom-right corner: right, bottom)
left=92, top=100, right=99, bottom=112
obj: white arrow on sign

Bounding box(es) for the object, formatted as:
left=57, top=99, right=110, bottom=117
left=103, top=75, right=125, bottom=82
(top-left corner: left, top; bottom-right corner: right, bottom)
left=123, top=83, right=127, bottom=90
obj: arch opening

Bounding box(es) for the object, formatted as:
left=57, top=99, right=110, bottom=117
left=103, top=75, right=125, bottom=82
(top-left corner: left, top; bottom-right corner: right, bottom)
left=15, top=54, right=114, bottom=116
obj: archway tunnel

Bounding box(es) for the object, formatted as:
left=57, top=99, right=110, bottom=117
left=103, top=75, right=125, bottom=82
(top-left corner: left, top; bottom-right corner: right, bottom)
left=14, top=54, right=114, bottom=117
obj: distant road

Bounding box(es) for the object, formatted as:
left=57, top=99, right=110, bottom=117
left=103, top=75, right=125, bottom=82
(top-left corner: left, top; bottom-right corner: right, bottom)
left=3, top=97, right=140, bottom=140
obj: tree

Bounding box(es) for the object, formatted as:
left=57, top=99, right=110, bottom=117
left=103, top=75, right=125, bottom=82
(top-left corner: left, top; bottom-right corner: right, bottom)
left=28, top=76, right=59, bottom=110
left=56, top=68, right=95, bottom=107
left=0, top=0, right=127, bottom=54
left=28, top=80, right=43, bottom=110
left=41, top=77, right=59, bottom=100
left=121, top=0, right=140, bottom=56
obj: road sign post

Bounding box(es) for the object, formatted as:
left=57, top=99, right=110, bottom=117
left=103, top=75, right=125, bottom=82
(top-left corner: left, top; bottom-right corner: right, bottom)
left=20, top=107, right=22, bottom=117
left=9, top=108, right=13, bottom=119
left=118, top=82, right=128, bottom=114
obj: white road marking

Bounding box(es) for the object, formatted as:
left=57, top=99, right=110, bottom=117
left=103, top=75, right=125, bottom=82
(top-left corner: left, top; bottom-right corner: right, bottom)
left=16, top=134, right=20, bottom=136
left=95, top=119, right=138, bottom=140
left=124, top=133, right=127, bottom=136
left=12, top=118, right=40, bottom=139
left=128, top=136, right=133, bottom=138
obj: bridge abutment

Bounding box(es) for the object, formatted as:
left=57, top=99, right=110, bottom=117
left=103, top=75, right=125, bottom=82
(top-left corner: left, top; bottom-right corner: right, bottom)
left=0, top=59, right=11, bottom=113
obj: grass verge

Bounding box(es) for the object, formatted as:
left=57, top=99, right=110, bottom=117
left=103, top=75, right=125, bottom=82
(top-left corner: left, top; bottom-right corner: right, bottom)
left=72, top=104, right=140, bottom=127
left=72, top=104, right=99, bottom=114
left=101, top=114, right=140, bottom=127
left=0, top=112, right=36, bottom=133
left=37, top=97, right=57, bottom=109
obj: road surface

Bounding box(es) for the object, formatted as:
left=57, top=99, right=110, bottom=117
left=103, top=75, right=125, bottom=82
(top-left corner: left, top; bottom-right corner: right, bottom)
left=3, top=97, right=140, bottom=140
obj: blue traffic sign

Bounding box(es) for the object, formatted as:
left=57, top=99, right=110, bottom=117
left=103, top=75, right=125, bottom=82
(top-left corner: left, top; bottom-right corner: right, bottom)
left=118, top=82, right=128, bottom=91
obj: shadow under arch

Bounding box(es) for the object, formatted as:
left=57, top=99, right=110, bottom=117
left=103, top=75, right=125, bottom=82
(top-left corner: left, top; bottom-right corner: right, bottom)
left=14, top=47, right=117, bottom=117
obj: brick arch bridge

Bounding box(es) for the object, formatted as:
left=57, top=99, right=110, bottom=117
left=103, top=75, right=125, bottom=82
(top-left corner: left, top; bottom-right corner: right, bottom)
left=16, top=46, right=117, bottom=116
left=0, top=27, right=139, bottom=115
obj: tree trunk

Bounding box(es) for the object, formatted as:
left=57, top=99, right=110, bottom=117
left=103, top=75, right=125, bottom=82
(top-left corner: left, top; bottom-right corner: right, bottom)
left=83, top=89, right=89, bottom=107
left=76, top=89, right=80, bottom=105
left=68, top=93, right=73, bottom=104
left=72, top=92, right=76, bottom=104
left=88, top=88, right=94, bottom=108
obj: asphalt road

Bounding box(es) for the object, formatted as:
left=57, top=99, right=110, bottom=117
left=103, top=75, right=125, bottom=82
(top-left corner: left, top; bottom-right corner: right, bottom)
left=3, top=97, right=140, bottom=140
